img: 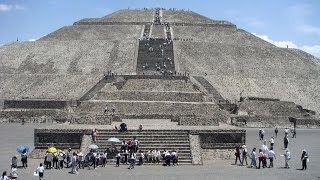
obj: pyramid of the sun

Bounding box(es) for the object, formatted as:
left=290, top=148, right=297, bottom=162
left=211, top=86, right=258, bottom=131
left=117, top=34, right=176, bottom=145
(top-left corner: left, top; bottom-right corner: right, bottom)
left=0, top=8, right=319, bottom=120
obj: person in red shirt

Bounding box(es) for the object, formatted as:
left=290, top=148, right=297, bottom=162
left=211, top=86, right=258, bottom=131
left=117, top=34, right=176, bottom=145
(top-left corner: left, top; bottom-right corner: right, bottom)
left=235, top=146, right=242, bottom=165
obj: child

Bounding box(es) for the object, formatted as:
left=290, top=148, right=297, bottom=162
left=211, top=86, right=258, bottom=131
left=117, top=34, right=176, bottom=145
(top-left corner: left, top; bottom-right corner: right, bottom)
left=36, top=163, right=44, bottom=180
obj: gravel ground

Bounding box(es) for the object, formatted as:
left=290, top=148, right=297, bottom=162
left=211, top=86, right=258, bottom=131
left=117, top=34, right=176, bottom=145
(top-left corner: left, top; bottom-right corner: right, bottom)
left=0, top=123, right=319, bottom=180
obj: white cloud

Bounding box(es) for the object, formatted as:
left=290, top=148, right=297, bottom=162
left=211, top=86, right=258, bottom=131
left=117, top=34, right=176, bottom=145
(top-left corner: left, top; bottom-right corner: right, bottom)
left=300, top=45, right=320, bottom=59
left=0, top=4, right=12, bottom=11
left=28, top=39, right=37, bottom=42
left=14, top=4, right=25, bottom=10
left=252, top=33, right=320, bottom=59
left=300, top=25, right=320, bottom=36
left=0, top=4, right=25, bottom=12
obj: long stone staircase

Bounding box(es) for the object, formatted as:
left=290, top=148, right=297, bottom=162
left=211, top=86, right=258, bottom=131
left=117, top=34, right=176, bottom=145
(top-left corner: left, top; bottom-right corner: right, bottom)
left=95, top=129, right=193, bottom=164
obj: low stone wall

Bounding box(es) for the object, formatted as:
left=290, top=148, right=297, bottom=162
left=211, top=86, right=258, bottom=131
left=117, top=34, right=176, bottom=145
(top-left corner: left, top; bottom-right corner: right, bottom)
left=94, top=91, right=204, bottom=102
left=179, top=116, right=219, bottom=126
left=202, top=149, right=234, bottom=160
left=0, top=109, right=68, bottom=123
left=237, top=100, right=302, bottom=117
left=69, top=114, right=112, bottom=125
left=75, top=101, right=227, bottom=121
left=232, top=115, right=292, bottom=128
left=4, top=100, right=67, bottom=109
left=290, top=117, right=320, bottom=128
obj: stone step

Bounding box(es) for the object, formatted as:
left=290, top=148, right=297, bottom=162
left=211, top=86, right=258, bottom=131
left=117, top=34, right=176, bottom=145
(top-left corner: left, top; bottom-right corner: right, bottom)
left=97, top=136, right=189, bottom=141
left=96, top=130, right=188, bottom=134
left=106, top=159, right=192, bottom=164
left=97, top=133, right=189, bottom=136
left=97, top=140, right=189, bottom=144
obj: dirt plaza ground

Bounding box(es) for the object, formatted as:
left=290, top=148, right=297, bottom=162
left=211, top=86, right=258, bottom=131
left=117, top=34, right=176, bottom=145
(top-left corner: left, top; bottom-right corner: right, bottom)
left=0, top=123, right=319, bottom=180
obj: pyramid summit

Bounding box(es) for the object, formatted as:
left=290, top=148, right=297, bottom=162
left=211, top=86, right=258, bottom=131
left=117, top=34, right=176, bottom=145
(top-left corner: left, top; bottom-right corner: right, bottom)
left=0, top=8, right=319, bottom=128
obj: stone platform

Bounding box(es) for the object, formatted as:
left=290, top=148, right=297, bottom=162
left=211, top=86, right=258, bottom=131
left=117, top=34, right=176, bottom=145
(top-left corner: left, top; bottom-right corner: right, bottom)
left=32, top=122, right=245, bottom=165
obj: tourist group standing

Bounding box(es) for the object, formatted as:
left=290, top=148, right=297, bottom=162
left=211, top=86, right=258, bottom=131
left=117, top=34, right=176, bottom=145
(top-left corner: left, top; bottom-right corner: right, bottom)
left=234, top=127, right=309, bottom=170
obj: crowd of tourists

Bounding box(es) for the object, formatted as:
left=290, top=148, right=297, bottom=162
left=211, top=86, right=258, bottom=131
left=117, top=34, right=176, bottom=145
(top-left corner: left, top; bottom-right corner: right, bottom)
left=234, top=127, right=309, bottom=170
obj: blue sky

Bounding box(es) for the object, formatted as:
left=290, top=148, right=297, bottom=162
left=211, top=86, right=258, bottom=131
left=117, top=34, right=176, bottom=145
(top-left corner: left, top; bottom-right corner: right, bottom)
left=0, top=0, right=319, bottom=57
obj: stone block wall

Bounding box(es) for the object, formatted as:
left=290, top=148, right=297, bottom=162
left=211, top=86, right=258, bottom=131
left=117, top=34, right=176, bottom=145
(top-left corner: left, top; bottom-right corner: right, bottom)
left=179, top=116, right=219, bottom=126
left=0, top=109, right=68, bottom=123
left=75, top=101, right=229, bottom=122
left=94, top=91, right=205, bottom=102
left=4, top=100, right=67, bottom=109
left=197, top=130, right=246, bottom=149
left=34, top=128, right=91, bottom=149
left=231, top=115, right=292, bottom=128
left=202, top=149, right=234, bottom=160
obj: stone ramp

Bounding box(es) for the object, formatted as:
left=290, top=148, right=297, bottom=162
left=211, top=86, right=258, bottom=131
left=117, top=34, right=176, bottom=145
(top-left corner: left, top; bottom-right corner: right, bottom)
left=192, top=76, right=225, bottom=103
left=95, top=129, right=192, bottom=164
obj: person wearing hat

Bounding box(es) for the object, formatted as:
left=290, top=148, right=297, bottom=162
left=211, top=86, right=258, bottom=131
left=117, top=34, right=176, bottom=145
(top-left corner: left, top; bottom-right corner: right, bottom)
left=241, top=145, right=248, bottom=166
left=301, top=149, right=308, bottom=170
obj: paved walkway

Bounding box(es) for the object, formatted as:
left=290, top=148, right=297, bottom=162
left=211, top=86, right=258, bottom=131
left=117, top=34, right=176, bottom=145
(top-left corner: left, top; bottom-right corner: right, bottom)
left=0, top=123, right=319, bottom=180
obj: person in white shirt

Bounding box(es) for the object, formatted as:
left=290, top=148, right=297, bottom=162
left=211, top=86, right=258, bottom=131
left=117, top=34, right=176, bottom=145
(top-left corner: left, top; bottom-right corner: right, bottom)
left=77, top=151, right=84, bottom=169
left=138, top=151, right=145, bottom=165
left=261, top=140, right=269, bottom=154
left=165, top=151, right=171, bottom=166
left=0, top=171, right=9, bottom=180
left=10, top=165, right=18, bottom=179
left=268, top=148, right=276, bottom=168
left=70, top=152, right=78, bottom=174
left=171, top=150, right=178, bottom=166
left=283, top=149, right=291, bottom=168
left=128, top=152, right=136, bottom=169
left=269, top=137, right=275, bottom=149
left=36, top=163, right=44, bottom=180
left=250, top=148, right=257, bottom=168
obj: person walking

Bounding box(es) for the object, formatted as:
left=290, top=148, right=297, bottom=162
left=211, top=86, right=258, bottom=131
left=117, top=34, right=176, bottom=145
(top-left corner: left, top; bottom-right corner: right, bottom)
left=268, top=148, right=276, bottom=168
left=128, top=152, right=136, bottom=169
left=241, top=145, right=248, bottom=166
left=10, top=165, right=18, bottom=180
left=301, top=149, right=308, bottom=170
left=116, top=152, right=121, bottom=167
left=283, top=149, right=291, bottom=168
left=260, top=128, right=265, bottom=140
left=234, top=146, right=242, bottom=165
left=21, top=150, right=28, bottom=168
left=250, top=148, right=257, bottom=168
left=36, top=163, right=44, bottom=180
left=284, top=136, right=289, bottom=149
left=275, top=127, right=278, bottom=138
left=292, top=128, right=297, bottom=138
left=269, top=137, right=275, bottom=149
